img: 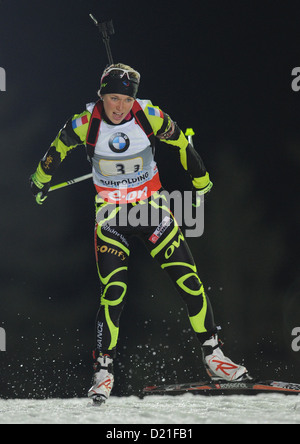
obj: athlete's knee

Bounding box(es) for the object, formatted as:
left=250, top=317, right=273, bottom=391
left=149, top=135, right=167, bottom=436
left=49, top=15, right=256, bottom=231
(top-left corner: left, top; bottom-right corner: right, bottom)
left=182, top=273, right=203, bottom=292
left=100, top=280, right=127, bottom=307
left=176, top=269, right=204, bottom=297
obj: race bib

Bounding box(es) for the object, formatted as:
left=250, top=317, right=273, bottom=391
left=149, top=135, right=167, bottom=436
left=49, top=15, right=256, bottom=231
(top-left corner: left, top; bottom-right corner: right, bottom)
left=99, top=157, right=144, bottom=176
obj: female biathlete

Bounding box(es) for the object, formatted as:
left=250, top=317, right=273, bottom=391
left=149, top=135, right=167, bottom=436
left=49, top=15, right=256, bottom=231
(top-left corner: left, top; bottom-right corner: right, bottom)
left=30, top=63, right=249, bottom=404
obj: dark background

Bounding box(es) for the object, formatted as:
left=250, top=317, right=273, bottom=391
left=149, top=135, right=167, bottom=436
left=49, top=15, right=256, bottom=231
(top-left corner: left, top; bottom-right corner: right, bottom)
left=0, top=0, right=300, bottom=399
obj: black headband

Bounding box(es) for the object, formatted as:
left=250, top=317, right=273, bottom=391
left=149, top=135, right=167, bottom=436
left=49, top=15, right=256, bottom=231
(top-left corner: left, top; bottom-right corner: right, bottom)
left=100, top=76, right=139, bottom=99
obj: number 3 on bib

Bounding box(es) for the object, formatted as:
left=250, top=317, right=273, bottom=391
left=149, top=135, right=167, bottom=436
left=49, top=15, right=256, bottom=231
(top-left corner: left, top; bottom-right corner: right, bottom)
left=99, top=157, right=143, bottom=176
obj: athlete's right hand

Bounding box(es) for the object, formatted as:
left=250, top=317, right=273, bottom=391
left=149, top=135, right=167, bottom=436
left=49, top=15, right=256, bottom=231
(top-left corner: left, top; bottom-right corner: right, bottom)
left=29, top=173, right=50, bottom=205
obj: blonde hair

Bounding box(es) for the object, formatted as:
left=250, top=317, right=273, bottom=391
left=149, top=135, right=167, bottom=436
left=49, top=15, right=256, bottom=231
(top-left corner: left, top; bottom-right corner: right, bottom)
left=102, top=63, right=140, bottom=81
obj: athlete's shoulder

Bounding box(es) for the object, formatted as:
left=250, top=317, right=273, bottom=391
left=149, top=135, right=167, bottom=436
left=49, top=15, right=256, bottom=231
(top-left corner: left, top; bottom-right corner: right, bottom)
left=136, top=99, right=164, bottom=119
left=135, top=99, right=166, bottom=136
left=135, top=98, right=152, bottom=110
left=86, top=101, right=97, bottom=114
left=63, top=105, right=92, bottom=143
left=68, top=105, right=93, bottom=132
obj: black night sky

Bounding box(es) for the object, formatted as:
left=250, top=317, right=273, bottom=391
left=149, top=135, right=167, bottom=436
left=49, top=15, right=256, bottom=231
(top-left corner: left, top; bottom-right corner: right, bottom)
left=0, top=0, right=300, bottom=398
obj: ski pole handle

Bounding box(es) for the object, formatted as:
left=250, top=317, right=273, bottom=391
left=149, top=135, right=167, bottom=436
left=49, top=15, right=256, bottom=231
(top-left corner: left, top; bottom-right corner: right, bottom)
left=49, top=173, right=93, bottom=193
left=185, top=128, right=195, bottom=147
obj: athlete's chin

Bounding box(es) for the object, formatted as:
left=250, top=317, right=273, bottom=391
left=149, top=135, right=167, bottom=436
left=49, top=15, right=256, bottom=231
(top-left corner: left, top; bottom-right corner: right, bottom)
left=111, top=119, right=124, bottom=125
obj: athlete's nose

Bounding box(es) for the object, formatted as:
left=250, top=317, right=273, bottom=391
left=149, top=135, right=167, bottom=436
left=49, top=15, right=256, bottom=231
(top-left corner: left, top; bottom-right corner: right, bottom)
left=116, top=101, right=124, bottom=112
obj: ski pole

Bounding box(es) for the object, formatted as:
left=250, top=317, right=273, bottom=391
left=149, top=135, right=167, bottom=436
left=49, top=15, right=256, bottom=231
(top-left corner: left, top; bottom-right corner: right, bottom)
left=89, top=14, right=115, bottom=65
left=49, top=173, right=93, bottom=193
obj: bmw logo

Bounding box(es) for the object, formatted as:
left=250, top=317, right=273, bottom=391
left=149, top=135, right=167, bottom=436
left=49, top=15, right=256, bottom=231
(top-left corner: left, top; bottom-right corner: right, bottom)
left=109, top=132, right=130, bottom=153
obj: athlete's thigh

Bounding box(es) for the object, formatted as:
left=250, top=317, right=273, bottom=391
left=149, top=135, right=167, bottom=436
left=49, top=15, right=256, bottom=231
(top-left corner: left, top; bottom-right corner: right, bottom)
left=95, top=222, right=131, bottom=288
left=141, top=201, right=194, bottom=268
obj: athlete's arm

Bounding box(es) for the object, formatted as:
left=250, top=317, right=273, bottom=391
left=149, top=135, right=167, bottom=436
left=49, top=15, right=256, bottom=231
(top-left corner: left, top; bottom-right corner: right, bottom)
left=33, top=111, right=91, bottom=185
left=30, top=110, right=91, bottom=205
left=144, top=103, right=212, bottom=193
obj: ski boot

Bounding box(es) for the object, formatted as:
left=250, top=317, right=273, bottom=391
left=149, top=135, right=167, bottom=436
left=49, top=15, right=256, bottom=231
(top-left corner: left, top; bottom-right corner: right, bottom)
left=88, top=353, right=114, bottom=405
left=201, top=334, right=250, bottom=382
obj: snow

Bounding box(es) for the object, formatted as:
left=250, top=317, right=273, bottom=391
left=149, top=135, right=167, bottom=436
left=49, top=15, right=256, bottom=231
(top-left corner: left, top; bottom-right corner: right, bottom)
left=0, top=393, right=299, bottom=425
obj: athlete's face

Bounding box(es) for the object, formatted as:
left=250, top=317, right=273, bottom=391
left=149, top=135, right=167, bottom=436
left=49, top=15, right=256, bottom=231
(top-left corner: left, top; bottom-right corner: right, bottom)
left=102, top=94, right=135, bottom=124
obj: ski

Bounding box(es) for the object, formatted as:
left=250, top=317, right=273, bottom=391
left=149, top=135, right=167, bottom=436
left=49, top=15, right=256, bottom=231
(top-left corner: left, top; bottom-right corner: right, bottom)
left=143, top=379, right=300, bottom=396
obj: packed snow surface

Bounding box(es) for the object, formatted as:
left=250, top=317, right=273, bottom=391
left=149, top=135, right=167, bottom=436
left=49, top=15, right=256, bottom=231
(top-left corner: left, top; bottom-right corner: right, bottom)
left=0, top=393, right=300, bottom=424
